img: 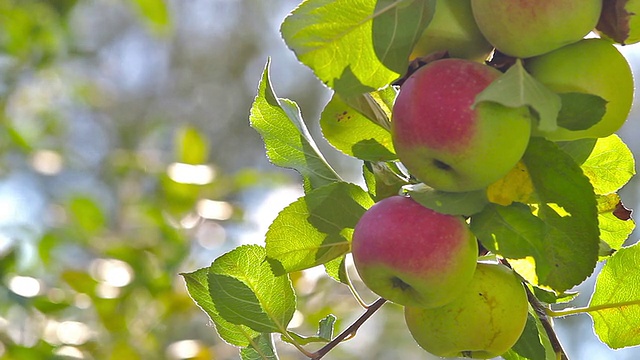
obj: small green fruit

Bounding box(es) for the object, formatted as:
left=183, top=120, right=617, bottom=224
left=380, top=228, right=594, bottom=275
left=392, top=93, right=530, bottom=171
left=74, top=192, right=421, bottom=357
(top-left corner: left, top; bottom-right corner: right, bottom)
left=404, top=263, right=528, bottom=359
left=471, top=0, right=602, bottom=58
left=392, top=58, right=531, bottom=192
left=526, top=38, right=634, bottom=141
left=351, top=195, right=478, bottom=308
left=411, top=0, right=492, bottom=61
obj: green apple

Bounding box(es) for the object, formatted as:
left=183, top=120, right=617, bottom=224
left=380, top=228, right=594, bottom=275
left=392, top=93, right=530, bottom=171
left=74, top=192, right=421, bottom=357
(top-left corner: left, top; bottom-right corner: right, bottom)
left=471, top=0, right=602, bottom=58
left=392, top=58, right=532, bottom=192
left=526, top=38, right=634, bottom=141
left=351, top=195, right=478, bottom=308
left=411, top=0, right=492, bottom=62
left=404, top=262, right=528, bottom=359
left=597, top=0, right=640, bottom=45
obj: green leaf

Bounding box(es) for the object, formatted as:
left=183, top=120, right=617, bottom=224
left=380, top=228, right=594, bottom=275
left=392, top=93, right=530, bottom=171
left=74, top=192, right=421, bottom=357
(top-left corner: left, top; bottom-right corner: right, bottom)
left=131, top=0, right=170, bottom=33
left=503, top=312, right=550, bottom=360
left=283, top=314, right=336, bottom=345
left=320, top=93, right=396, bottom=161
left=266, top=182, right=374, bottom=274
left=249, top=60, right=341, bottom=192
left=557, top=138, right=597, bottom=165
left=181, top=268, right=260, bottom=347
left=406, top=183, right=488, bottom=216
left=556, top=92, right=607, bottom=131
left=175, top=125, right=208, bottom=164
left=324, top=255, right=350, bottom=284
left=362, top=161, right=408, bottom=202
left=317, top=314, right=336, bottom=340
left=531, top=285, right=578, bottom=305
left=580, top=135, right=636, bottom=194
left=589, top=242, right=640, bottom=349
left=240, top=333, right=279, bottom=360
left=343, top=86, right=396, bottom=131
left=371, top=0, right=435, bottom=73
left=521, top=138, right=599, bottom=291
left=471, top=202, right=547, bottom=271
left=472, top=138, right=599, bottom=292
left=208, top=245, right=296, bottom=334
left=281, top=0, right=435, bottom=95
left=67, top=195, right=106, bottom=235
left=474, top=60, right=561, bottom=132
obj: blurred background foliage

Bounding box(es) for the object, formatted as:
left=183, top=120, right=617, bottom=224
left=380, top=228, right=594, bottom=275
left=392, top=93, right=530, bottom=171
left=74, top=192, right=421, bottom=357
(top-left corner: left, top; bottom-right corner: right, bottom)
left=1, top=1, right=640, bottom=360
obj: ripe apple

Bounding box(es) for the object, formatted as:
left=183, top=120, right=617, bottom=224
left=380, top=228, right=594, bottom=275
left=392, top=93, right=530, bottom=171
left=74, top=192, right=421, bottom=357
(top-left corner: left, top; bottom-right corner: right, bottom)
left=351, top=195, right=478, bottom=308
left=411, top=0, right=492, bottom=62
left=392, top=58, right=532, bottom=192
left=597, top=0, right=640, bottom=45
left=526, top=38, right=634, bottom=141
left=471, top=0, right=602, bottom=58
left=404, top=262, right=528, bottom=359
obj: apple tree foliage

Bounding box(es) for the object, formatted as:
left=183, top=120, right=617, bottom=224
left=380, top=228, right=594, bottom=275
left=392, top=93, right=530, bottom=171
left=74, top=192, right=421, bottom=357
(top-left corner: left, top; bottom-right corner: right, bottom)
left=183, top=0, right=639, bottom=359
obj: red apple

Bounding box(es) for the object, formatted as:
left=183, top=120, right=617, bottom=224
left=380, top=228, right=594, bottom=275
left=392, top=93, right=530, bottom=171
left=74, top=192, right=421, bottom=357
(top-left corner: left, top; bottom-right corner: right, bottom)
left=392, top=59, right=532, bottom=192
left=351, top=195, right=478, bottom=308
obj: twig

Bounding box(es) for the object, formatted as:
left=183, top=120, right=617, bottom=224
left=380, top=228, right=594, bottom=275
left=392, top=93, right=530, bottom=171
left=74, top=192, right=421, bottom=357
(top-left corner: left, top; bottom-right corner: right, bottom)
left=525, top=286, right=570, bottom=360
left=309, top=297, right=387, bottom=360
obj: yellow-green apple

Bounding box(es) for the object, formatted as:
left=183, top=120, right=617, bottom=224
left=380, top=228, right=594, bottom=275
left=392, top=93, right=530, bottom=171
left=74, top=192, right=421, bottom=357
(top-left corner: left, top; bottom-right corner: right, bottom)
left=597, top=0, right=640, bottom=45
left=404, top=262, right=528, bottom=359
left=471, top=0, right=602, bottom=58
left=411, top=0, right=492, bottom=61
left=526, top=38, right=634, bottom=141
left=392, top=58, right=532, bottom=192
left=351, top=195, right=478, bottom=308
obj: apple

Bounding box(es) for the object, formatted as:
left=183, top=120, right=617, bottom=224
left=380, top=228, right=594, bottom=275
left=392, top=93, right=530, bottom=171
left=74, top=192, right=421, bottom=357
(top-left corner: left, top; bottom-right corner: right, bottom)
left=597, top=0, right=640, bottom=45
left=392, top=58, right=532, bottom=192
left=351, top=195, right=478, bottom=308
left=471, top=0, right=602, bottom=58
left=404, top=262, right=528, bottom=359
left=410, top=0, right=492, bottom=62
left=526, top=38, right=634, bottom=141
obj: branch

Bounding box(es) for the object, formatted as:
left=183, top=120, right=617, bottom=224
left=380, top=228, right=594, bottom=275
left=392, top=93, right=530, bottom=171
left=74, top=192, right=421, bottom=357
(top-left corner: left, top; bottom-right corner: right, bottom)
left=525, top=285, right=569, bottom=360
left=309, top=297, right=387, bottom=360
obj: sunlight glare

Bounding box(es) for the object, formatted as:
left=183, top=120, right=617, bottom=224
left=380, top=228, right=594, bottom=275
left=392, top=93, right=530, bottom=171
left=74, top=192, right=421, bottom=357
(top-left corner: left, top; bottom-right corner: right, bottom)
left=166, top=339, right=202, bottom=359
left=54, top=345, right=84, bottom=359
left=89, top=258, right=134, bottom=287
left=8, top=276, right=41, bottom=298
left=197, top=199, right=233, bottom=220
left=167, top=163, right=216, bottom=185
left=31, top=150, right=63, bottom=175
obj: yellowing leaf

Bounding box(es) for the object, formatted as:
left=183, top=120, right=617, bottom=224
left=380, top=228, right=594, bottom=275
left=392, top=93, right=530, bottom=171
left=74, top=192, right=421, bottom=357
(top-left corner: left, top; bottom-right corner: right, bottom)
left=487, top=161, right=534, bottom=206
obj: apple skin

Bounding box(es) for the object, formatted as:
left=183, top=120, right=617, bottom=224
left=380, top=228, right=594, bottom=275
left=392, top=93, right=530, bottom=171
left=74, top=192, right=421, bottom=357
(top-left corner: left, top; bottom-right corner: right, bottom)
left=411, top=0, right=492, bottom=62
left=526, top=39, right=634, bottom=141
left=404, top=262, right=528, bottom=359
left=471, top=0, right=602, bottom=58
left=392, top=58, right=532, bottom=192
left=351, top=195, right=478, bottom=308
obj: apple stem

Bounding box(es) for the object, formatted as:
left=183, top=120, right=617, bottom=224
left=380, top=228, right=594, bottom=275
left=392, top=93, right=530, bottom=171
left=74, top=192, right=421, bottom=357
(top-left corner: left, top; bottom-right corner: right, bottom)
left=344, top=270, right=371, bottom=309
left=308, top=297, right=387, bottom=360
left=525, top=285, right=569, bottom=360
